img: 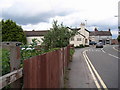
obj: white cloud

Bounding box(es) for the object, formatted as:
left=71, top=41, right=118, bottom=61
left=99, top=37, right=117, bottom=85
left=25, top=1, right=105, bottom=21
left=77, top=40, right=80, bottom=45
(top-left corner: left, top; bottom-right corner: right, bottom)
left=1, top=0, right=119, bottom=38
left=22, top=22, right=52, bottom=31
left=111, top=29, right=118, bottom=35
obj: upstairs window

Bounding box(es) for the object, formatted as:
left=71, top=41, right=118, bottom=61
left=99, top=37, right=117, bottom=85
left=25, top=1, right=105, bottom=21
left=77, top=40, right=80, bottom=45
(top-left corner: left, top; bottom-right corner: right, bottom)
left=77, top=38, right=81, bottom=41
left=85, top=39, right=88, bottom=43
left=71, top=37, right=74, bottom=41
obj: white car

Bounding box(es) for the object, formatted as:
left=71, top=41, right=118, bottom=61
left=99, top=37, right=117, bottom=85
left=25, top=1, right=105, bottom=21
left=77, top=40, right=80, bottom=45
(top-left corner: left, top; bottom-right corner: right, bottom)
left=96, top=42, right=103, bottom=48
left=21, top=47, right=35, bottom=50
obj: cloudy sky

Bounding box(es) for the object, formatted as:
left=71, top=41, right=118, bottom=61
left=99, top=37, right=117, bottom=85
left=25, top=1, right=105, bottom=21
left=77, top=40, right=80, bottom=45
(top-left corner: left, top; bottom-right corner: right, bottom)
left=0, top=0, right=119, bottom=38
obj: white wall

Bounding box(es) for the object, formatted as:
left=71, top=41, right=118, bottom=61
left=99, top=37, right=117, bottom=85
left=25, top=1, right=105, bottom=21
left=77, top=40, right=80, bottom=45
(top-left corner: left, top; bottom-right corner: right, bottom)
left=89, top=35, right=112, bottom=44
left=70, top=34, right=85, bottom=46
left=69, top=24, right=90, bottom=46
left=26, top=24, right=90, bottom=46
left=27, top=36, right=44, bottom=45
left=79, top=25, right=89, bottom=45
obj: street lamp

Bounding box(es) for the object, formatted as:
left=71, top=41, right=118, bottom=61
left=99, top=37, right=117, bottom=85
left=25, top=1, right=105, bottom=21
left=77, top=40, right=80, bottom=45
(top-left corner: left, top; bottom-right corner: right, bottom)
left=114, top=15, right=118, bottom=17
left=114, top=15, right=120, bottom=34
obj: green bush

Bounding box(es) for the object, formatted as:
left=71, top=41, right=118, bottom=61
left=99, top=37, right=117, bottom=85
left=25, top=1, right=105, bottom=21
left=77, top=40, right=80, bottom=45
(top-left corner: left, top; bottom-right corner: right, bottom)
left=69, top=48, right=75, bottom=62
left=75, top=44, right=85, bottom=48
left=42, top=20, right=76, bottom=50
left=20, top=39, right=43, bottom=61
left=85, top=45, right=89, bottom=47
left=2, top=19, right=27, bottom=44
left=2, top=49, right=10, bottom=75
left=70, top=48, right=75, bottom=56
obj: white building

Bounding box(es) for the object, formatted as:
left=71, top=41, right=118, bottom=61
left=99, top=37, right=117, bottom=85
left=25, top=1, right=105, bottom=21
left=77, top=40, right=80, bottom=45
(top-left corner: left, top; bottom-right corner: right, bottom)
left=68, top=23, right=90, bottom=46
left=24, top=30, right=48, bottom=45
left=89, top=28, right=112, bottom=44
left=24, top=23, right=90, bottom=46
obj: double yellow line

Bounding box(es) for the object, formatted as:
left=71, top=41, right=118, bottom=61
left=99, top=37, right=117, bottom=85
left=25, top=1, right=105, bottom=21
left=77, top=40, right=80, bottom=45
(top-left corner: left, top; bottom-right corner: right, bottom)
left=83, top=50, right=108, bottom=90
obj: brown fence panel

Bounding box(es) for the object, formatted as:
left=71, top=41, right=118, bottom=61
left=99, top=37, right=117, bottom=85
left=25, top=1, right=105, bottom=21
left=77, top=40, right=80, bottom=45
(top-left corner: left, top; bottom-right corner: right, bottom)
left=38, top=54, right=47, bottom=88
left=23, top=45, right=70, bottom=88
left=24, top=56, right=38, bottom=88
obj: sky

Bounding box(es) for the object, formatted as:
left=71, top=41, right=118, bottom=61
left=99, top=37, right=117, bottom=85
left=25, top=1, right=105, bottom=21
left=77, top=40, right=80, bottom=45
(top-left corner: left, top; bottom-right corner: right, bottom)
left=0, top=0, right=119, bottom=39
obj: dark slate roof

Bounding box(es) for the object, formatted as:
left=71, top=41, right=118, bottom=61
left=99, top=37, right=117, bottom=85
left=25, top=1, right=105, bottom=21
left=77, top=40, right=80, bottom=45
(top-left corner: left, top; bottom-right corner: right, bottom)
left=67, top=27, right=81, bottom=31
left=90, top=31, right=112, bottom=36
left=24, top=30, right=48, bottom=37
left=67, top=27, right=90, bottom=32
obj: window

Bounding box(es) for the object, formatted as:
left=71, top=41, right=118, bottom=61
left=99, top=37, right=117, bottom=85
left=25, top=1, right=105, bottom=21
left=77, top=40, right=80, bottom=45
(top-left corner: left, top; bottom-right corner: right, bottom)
left=71, top=37, right=74, bottom=41
left=85, top=39, right=88, bottom=43
left=106, top=40, right=110, bottom=44
left=77, top=38, right=81, bottom=41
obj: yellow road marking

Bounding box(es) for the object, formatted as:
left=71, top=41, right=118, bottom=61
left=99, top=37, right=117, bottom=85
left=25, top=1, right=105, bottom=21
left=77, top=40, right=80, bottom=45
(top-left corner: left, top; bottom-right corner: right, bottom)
left=83, top=50, right=108, bottom=90
left=83, top=50, right=101, bottom=89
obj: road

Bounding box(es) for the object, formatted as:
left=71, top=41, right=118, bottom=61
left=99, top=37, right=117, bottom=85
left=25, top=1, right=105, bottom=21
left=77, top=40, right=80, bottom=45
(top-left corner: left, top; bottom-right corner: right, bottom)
left=68, top=45, right=119, bottom=89
left=86, top=45, right=119, bottom=88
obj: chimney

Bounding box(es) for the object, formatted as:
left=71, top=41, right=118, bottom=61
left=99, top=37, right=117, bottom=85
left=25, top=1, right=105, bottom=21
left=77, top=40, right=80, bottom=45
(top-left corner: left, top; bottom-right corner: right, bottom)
left=80, top=23, right=85, bottom=27
left=108, top=28, right=111, bottom=32
left=94, top=27, right=98, bottom=31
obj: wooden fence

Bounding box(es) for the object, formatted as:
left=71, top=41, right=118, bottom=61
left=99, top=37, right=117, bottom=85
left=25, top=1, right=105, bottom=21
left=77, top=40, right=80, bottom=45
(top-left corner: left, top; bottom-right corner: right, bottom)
left=1, top=44, right=72, bottom=89
left=23, top=45, right=71, bottom=88
left=1, top=42, right=22, bottom=89
left=0, top=68, right=23, bottom=89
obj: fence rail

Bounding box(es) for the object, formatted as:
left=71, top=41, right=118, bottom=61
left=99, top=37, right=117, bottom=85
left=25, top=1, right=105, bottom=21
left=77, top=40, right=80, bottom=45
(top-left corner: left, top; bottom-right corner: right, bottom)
left=0, top=68, right=23, bottom=89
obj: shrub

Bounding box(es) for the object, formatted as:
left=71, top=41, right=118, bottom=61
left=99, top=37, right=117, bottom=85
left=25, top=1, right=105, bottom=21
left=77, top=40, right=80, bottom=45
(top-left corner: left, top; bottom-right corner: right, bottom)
left=2, top=49, right=10, bottom=75
left=85, top=45, right=89, bottom=47
left=75, top=44, right=85, bottom=48
left=69, top=48, right=75, bottom=62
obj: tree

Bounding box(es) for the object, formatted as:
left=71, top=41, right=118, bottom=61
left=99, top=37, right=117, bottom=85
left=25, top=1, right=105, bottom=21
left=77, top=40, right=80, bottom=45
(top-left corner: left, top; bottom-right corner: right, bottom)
left=42, top=20, right=76, bottom=50
left=117, top=35, right=120, bottom=42
left=1, top=19, right=27, bottom=44
left=0, top=30, right=1, bottom=42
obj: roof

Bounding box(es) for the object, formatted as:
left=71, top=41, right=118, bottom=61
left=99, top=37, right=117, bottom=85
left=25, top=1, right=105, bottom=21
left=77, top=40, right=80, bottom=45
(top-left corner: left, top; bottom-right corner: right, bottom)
left=90, top=31, right=112, bottom=36
left=67, top=27, right=90, bottom=32
left=67, top=27, right=80, bottom=31
left=24, top=30, right=48, bottom=37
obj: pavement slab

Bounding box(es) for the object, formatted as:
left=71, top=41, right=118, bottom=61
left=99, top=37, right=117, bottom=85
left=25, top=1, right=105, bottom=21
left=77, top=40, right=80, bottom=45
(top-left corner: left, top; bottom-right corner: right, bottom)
left=68, top=48, right=96, bottom=88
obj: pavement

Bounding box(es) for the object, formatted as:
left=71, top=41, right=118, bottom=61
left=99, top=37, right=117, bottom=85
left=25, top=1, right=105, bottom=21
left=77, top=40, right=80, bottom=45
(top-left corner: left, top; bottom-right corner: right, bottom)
left=68, top=47, right=96, bottom=88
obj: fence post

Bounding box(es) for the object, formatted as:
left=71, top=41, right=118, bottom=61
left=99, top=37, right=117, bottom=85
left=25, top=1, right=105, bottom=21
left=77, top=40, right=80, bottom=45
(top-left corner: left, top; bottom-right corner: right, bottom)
left=2, top=42, right=22, bottom=88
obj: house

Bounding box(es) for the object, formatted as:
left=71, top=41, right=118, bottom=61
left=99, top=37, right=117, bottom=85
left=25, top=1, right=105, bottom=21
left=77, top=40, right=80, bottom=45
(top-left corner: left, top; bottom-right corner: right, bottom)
left=24, top=23, right=90, bottom=46
left=24, top=30, right=48, bottom=45
left=89, top=28, right=112, bottom=44
left=68, top=23, right=90, bottom=46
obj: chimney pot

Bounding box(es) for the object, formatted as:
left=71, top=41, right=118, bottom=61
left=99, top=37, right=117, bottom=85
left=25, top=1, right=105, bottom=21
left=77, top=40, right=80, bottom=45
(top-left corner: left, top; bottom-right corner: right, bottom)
left=94, top=27, right=98, bottom=31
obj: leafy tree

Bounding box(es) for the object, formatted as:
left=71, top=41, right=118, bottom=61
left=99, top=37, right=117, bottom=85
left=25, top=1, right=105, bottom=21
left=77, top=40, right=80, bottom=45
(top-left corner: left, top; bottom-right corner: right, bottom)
left=42, top=20, right=76, bottom=50
left=117, top=35, right=120, bottom=42
left=1, top=19, right=27, bottom=44
left=0, top=30, right=1, bottom=42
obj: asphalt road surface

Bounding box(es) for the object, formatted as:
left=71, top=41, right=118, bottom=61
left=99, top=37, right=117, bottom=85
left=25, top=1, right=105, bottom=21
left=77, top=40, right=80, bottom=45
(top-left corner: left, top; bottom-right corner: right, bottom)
left=86, top=45, right=119, bottom=88
left=68, top=45, right=119, bottom=89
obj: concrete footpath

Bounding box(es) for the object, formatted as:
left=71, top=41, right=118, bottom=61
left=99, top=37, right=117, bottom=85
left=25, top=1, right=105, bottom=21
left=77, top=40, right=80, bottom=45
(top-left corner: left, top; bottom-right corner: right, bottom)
left=68, top=48, right=96, bottom=88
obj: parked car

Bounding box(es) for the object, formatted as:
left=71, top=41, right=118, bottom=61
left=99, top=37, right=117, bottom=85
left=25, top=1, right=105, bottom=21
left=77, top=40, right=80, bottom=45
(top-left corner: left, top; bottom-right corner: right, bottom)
left=21, top=47, right=35, bottom=50
left=96, top=42, right=103, bottom=48
left=89, top=41, right=97, bottom=45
